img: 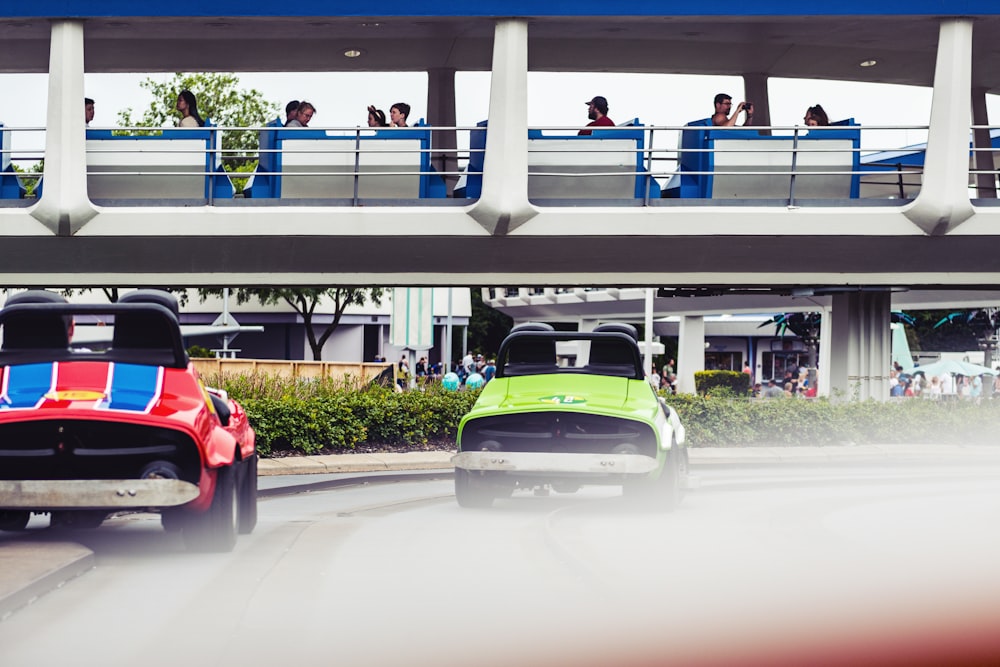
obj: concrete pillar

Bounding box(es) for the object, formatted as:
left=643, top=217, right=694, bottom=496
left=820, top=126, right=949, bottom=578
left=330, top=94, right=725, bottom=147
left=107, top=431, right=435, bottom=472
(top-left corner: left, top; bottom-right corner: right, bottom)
left=31, top=19, right=96, bottom=235
left=742, top=72, right=770, bottom=134
left=905, top=18, right=975, bottom=235
left=818, top=305, right=833, bottom=397
left=576, top=318, right=599, bottom=366
left=971, top=86, right=996, bottom=199
left=828, top=291, right=892, bottom=401
left=469, top=18, right=537, bottom=235
left=427, top=68, right=459, bottom=196
left=677, top=315, right=705, bottom=394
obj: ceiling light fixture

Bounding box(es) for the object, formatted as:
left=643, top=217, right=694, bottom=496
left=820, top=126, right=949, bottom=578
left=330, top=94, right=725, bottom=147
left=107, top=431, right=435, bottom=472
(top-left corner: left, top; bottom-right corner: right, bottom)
left=343, top=48, right=365, bottom=58
left=859, top=59, right=878, bottom=67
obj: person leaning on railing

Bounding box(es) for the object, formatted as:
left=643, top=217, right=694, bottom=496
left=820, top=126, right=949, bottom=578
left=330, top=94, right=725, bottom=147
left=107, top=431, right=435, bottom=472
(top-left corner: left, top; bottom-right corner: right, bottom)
left=804, top=104, right=830, bottom=126
left=285, top=101, right=315, bottom=127
left=176, top=90, right=205, bottom=128
left=389, top=102, right=410, bottom=128
left=367, top=105, right=389, bottom=127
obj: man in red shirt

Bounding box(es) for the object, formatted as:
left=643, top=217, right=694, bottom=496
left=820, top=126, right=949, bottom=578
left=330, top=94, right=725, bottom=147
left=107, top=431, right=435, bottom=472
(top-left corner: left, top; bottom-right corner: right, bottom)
left=579, top=96, right=614, bottom=135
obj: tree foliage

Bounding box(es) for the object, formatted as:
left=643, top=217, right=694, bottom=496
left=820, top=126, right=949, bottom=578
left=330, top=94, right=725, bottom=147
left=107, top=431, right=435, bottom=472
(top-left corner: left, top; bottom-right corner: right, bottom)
left=116, top=72, right=279, bottom=156
left=467, top=289, right=513, bottom=358
left=201, top=288, right=384, bottom=361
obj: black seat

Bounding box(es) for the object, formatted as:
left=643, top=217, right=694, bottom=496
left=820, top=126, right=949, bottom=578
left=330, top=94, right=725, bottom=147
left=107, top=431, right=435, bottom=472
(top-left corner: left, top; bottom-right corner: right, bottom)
left=113, top=290, right=181, bottom=351
left=587, top=333, right=641, bottom=378
left=504, top=338, right=558, bottom=376
left=1, top=290, right=69, bottom=350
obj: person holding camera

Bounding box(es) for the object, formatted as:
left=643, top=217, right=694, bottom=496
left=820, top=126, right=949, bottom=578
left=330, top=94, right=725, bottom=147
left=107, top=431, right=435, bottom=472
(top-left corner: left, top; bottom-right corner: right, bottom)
left=711, top=93, right=753, bottom=127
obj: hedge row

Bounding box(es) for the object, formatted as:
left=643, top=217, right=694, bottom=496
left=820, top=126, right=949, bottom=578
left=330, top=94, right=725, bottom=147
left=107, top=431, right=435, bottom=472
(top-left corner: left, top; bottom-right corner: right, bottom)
left=205, top=373, right=480, bottom=456
left=661, top=393, right=1000, bottom=447
left=207, top=373, right=1000, bottom=455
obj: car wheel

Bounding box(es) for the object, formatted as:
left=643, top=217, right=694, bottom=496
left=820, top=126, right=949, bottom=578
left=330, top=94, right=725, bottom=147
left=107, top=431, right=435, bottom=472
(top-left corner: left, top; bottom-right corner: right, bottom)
left=238, top=454, right=258, bottom=535
left=161, top=509, right=186, bottom=533
left=183, top=464, right=238, bottom=553
left=623, top=441, right=683, bottom=511
left=0, top=510, right=30, bottom=531
left=454, top=467, right=494, bottom=508
left=656, top=442, right=683, bottom=512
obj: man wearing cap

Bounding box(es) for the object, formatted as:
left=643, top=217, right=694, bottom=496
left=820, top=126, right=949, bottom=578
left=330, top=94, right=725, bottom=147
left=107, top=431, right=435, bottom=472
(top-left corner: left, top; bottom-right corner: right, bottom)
left=579, top=96, right=614, bottom=136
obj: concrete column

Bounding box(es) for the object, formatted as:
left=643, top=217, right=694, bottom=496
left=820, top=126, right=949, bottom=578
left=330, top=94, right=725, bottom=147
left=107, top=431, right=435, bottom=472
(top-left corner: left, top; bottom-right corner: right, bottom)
left=427, top=68, right=458, bottom=196
left=742, top=72, right=770, bottom=134
left=676, top=315, right=705, bottom=394
left=468, top=18, right=537, bottom=235
left=828, top=291, right=892, bottom=401
left=971, top=86, right=996, bottom=199
left=576, top=318, right=599, bottom=366
left=818, top=305, right=833, bottom=397
left=31, top=20, right=96, bottom=235
left=905, top=18, right=975, bottom=235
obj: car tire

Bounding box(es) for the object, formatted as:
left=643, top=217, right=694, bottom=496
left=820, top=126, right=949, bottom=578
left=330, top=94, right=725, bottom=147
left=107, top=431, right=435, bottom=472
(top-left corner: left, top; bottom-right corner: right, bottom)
left=238, top=454, right=258, bottom=535
left=0, top=510, right=30, bottom=531
left=657, top=442, right=683, bottom=512
left=454, top=467, right=494, bottom=508
left=183, top=464, right=238, bottom=553
left=623, top=441, right=683, bottom=511
left=161, top=509, right=186, bottom=533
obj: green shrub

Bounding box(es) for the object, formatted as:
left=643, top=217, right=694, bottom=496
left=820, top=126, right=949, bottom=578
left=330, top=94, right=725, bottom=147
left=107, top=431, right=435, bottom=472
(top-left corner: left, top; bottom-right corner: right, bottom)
left=211, top=371, right=1000, bottom=455
left=213, top=372, right=478, bottom=455
left=694, top=370, right=750, bottom=396
left=661, top=394, right=1000, bottom=447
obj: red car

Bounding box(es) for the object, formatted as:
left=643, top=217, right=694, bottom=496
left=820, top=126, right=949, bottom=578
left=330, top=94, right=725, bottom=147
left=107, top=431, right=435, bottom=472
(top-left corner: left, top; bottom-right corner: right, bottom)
left=0, top=290, right=256, bottom=552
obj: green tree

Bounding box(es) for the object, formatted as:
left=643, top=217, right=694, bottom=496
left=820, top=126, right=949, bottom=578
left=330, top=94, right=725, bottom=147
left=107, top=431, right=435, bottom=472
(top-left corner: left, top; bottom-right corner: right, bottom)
left=201, top=288, right=384, bottom=361
left=466, top=289, right=512, bottom=358
left=117, top=72, right=279, bottom=157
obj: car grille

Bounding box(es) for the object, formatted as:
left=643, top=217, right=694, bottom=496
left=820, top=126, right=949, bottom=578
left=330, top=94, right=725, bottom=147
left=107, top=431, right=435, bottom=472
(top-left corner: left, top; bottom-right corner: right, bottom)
left=0, top=420, right=202, bottom=483
left=460, top=412, right=656, bottom=457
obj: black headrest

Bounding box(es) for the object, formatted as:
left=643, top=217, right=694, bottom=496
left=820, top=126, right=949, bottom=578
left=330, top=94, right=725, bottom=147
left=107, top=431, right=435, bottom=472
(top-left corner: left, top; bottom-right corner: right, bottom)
left=588, top=339, right=636, bottom=366
left=5, top=289, right=69, bottom=307
left=593, top=322, right=638, bottom=340
left=2, top=290, right=70, bottom=349
left=506, top=338, right=556, bottom=365
left=510, top=322, right=554, bottom=333
left=118, top=290, right=180, bottom=319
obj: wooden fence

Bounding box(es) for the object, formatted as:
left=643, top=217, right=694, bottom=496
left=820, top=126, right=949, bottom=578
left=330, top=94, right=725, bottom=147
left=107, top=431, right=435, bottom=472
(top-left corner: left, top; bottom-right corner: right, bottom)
left=191, top=358, right=394, bottom=384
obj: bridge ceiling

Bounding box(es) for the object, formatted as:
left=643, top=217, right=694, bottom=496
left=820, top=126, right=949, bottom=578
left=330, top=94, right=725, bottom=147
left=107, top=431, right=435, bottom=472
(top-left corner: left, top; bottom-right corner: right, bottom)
left=1, top=16, right=999, bottom=92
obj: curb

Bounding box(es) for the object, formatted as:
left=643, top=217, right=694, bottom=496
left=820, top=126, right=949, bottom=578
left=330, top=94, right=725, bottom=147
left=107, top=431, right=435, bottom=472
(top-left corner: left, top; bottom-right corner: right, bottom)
left=258, top=445, right=1000, bottom=475
left=0, top=540, right=95, bottom=621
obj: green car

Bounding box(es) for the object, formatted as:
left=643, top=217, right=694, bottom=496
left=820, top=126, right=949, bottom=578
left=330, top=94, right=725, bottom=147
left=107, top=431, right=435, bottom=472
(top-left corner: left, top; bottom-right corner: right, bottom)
left=452, top=323, right=687, bottom=508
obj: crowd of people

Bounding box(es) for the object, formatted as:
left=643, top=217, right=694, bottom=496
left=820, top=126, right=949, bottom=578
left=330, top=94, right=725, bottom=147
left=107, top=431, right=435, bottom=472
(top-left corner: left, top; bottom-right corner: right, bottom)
left=83, top=93, right=417, bottom=131
left=888, top=364, right=1000, bottom=400
left=85, top=90, right=828, bottom=135
left=389, top=351, right=497, bottom=391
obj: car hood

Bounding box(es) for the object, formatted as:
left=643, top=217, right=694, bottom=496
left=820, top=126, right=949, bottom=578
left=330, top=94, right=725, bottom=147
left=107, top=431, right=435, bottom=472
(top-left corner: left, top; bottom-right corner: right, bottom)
left=470, top=373, right=657, bottom=421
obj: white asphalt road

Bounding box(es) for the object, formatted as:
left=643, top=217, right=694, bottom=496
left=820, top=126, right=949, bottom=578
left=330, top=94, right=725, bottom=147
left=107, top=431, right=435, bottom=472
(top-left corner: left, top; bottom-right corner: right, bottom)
left=2, top=462, right=1000, bottom=667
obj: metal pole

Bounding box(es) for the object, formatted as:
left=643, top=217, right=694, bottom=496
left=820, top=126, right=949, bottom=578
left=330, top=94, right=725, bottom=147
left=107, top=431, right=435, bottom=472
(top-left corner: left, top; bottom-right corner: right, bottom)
left=445, top=287, right=453, bottom=374
left=644, top=288, right=654, bottom=376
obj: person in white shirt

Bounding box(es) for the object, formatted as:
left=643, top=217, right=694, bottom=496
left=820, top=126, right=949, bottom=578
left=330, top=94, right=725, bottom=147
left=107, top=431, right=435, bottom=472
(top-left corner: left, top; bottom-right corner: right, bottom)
left=176, top=90, right=204, bottom=127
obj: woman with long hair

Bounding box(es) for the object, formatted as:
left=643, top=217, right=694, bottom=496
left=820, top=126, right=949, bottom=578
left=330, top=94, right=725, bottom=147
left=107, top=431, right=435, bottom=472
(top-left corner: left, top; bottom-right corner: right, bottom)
left=176, top=90, right=205, bottom=127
